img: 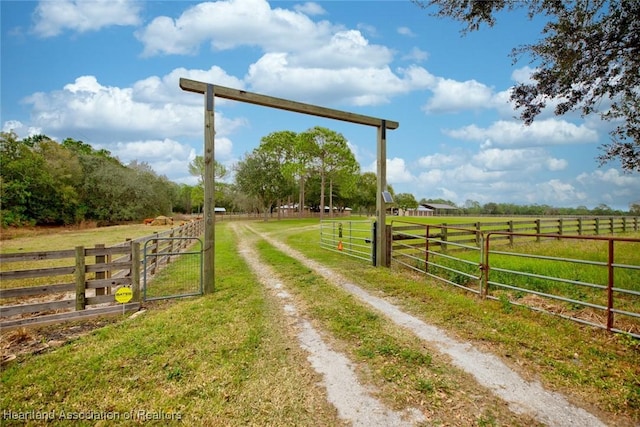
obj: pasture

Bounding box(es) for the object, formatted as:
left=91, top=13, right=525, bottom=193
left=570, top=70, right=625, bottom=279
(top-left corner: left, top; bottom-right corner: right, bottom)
left=1, top=218, right=639, bottom=426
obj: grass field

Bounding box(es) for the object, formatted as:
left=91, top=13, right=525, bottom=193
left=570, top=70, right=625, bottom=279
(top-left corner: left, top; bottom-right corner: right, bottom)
left=1, top=218, right=639, bottom=425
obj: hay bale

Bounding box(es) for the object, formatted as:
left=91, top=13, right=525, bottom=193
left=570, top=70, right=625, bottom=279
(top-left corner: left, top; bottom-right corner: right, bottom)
left=150, top=216, right=173, bottom=226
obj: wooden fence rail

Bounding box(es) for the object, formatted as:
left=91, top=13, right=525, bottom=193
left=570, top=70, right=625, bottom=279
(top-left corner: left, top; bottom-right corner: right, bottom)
left=0, top=220, right=204, bottom=329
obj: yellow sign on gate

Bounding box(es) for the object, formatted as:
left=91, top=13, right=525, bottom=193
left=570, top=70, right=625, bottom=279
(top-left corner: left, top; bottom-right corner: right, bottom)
left=115, top=287, right=133, bottom=304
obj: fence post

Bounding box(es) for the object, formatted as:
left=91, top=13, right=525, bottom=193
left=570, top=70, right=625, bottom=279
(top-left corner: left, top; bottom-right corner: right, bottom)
left=475, top=222, right=481, bottom=247
left=75, top=246, right=86, bottom=311
left=441, top=224, right=448, bottom=252
left=150, top=233, right=159, bottom=275
left=95, top=244, right=110, bottom=296
left=606, top=239, right=614, bottom=331
left=622, top=217, right=627, bottom=233
left=558, top=218, right=563, bottom=240
left=595, top=217, right=600, bottom=235
left=169, top=229, right=175, bottom=263
left=508, top=220, right=514, bottom=245
left=425, top=225, right=430, bottom=273
left=371, top=221, right=377, bottom=267
left=131, top=241, right=141, bottom=302
left=609, top=217, right=614, bottom=234
left=481, top=236, right=490, bottom=298
left=535, top=219, right=541, bottom=242
left=578, top=218, right=583, bottom=235
left=385, top=225, right=392, bottom=268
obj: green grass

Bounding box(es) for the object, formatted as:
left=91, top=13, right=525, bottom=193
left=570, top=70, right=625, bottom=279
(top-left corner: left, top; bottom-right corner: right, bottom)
left=1, top=223, right=341, bottom=426
left=2, top=218, right=640, bottom=426
left=252, top=219, right=640, bottom=424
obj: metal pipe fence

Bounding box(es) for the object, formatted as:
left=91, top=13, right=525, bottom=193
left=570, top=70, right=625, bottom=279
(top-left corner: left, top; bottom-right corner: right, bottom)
left=388, top=220, right=640, bottom=338
left=320, top=220, right=374, bottom=263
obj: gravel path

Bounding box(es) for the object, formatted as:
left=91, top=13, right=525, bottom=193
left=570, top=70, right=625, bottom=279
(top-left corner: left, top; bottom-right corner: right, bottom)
left=237, top=223, right=607, bottom=427
left=232, top=223, right=426, bottom=426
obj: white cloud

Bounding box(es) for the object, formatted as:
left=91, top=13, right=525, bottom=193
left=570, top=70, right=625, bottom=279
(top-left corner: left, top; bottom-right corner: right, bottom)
left=417, top=153, right=459, bottom=168
left=402, top=47, right=429, bottom=62
left=577, top=168, right=640, bottom=189
left=32, top=0, right=141, bottom=37
left=293, top=2, right=326, bottom=16
left=422, top=78, right=494, bottom=113
left=22, top=73, right=247, bottom=144
left=135, top=0, right=336, bottom=56
left=132, top=66, right=245, bottom=104
left=511, top=66, right=537, bottom=85
left=473, top=148, right=567, bottom=172
left=397, top=26, right=415, bottom=37
left=417, top=169, right=444, bottom=186
left=444, top=119, right=599, bottom=147
left=291, top=29, right=393, bottom=68
left=546, top=157, right=568, bottom=171
left=533, top=179, right=588, bottom=204
left=365, top=157, right=414, bottom=184
left=386, top=158, right=414, bottom=183
left=134, top=0, right=434, bottom=108
left=110, top=136, right=233, bottom=180
left=2, top=120, right=42, bottom=138
left=245, top=54, right=432, bottom=105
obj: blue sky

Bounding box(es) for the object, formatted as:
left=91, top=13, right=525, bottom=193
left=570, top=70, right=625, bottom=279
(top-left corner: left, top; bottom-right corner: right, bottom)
left=2, top=0, right=639, bottom=211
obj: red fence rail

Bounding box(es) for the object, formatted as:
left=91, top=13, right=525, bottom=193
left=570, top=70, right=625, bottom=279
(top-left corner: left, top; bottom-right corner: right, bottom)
left=388, top=220, right=640, bottom=338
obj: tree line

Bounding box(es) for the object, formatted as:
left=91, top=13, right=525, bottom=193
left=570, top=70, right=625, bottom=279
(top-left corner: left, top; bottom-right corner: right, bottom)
left=2, top=128, right=637, bottom=228
left=0, top=131, right=188, bottom=227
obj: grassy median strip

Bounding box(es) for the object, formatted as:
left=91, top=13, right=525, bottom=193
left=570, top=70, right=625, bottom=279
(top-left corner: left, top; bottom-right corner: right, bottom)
left=1, top=223, right=340, bottom=426
left=253, top=220, right=640, bottom=425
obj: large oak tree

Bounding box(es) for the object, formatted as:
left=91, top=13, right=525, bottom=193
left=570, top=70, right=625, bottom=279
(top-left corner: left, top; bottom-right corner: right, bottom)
left=413, top=0, right=640, bottom=171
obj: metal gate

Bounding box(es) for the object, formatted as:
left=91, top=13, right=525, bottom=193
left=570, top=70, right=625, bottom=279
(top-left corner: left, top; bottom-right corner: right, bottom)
left=143, top=237, right=203, bottom=301
left=320, top=219, right=375, bottom=264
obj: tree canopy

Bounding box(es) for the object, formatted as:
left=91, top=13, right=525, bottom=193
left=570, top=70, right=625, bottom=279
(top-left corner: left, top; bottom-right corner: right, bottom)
left=413, top=0, right=640, bottom=172
left=0, top=132, right=179, bottom=226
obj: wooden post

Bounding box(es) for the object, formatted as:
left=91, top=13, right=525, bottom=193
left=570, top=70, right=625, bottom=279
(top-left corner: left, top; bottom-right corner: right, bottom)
left=578, top=218, right=583, bottom=235
left=150, top=233, right=159, bottom=275
left=75, top=246, right=86, bottom=311
left=376, top=121, right=387, bottom=267
left=558, top=218, right=563, bottom=240
left=441, top=224, right=448, bottom=252
left=508, top=220, right=514, bottom=245
left=385, top=225, right=392, bottom=268
left=95, top=244, right=110, bottom=296
left=131, top=242, right=141, bottom=302
left=204, top=84, right=216, bottom=293
left=535, top=219, right=541, bottom=242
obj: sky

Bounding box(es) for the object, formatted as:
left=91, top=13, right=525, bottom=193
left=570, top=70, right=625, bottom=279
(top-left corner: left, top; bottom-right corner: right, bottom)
left=2, top=0, right=639, bottom=211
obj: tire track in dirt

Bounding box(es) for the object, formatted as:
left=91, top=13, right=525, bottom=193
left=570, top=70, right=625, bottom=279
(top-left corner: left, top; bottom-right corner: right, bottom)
left=231, top=223, right=426, bottom=427
left=245, top=224, right=607, bottom=427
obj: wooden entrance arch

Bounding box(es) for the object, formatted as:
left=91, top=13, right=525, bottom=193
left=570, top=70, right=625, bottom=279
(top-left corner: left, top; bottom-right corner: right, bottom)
left=180, top=78, right=399, bottom=293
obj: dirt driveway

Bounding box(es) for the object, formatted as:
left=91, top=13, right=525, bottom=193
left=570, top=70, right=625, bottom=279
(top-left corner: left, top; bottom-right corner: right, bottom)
left=234, top=223, right=607, bottom=427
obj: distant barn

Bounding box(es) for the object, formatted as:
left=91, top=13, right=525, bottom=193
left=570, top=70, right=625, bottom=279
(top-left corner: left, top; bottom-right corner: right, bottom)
left=421, top=203, right=458, bottom=216
left=406, top=203, right=458, bottom=217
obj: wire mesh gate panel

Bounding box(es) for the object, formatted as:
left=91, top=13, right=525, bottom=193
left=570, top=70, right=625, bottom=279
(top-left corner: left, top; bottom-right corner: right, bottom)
left=320, top=220, right=374, bottom=263
left=143, top=237, right=203, bottom=301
